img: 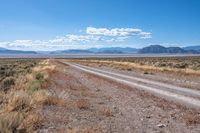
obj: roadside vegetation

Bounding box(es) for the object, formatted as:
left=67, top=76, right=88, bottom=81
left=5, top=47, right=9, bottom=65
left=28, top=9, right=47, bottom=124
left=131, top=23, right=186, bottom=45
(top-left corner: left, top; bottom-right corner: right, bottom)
left=68, top=56, right=200, bottom=76
left=0, top=59, right=39, bottom=91
left=0, top=59, right=66, bottom=132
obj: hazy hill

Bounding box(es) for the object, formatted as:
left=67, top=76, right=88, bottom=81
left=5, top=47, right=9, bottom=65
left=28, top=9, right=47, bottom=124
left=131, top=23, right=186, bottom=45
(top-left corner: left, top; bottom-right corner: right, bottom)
left=0, top=47, right=37, bottom=54
left=50, top=49, right=93, bottom=54
left=51, top=47, right=138, bottom=54
left=88, top=47, right=138, bottom=53
left=183, top=45, right=200, bottom=52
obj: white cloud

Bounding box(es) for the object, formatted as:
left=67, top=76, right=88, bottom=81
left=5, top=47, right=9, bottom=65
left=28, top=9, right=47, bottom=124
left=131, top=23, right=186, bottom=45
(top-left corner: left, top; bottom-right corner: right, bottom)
left=0, top=26, right=152, bottom=51
left=86, top=27, right=151, bottom=39
left=49, top=35, right=102, bottom=43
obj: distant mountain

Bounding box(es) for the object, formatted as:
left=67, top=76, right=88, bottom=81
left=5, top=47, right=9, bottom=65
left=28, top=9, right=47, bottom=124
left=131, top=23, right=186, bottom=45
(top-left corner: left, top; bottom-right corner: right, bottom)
left=166, top=47, right=185, bottom=53
left=139, top=45, right=167, bottom=53
left=183, top=45, right=200, bottom=52
left=51, top=47, right=139, bottom=54
left=1, top=45, right=200, bottom=55
left=0, top=47, right=37, bottom=54
left=0, top=47, right=7, bottom=50
left=88, top=47, right=138, bottom=53
left=50, top=49, right=93, bottom=54
left=139, top=45, right=199, bottom=54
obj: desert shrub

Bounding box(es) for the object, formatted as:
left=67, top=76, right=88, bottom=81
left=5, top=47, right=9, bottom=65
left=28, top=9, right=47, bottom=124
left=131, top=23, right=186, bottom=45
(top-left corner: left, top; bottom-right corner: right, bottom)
left=0, top=76, right=15, bottom=91
left=157, top=62, right=166, bottom=67
left=28, top=73, right=47, bottom=93
left=143, top=71, right=149, bottom=74
left=28, top=80, right=42, bottom=93
left=127, top=68, right=132, bottom=71
left=35, top=73, right=44, bottom=81
left=174, top=63, right=188, bottom=69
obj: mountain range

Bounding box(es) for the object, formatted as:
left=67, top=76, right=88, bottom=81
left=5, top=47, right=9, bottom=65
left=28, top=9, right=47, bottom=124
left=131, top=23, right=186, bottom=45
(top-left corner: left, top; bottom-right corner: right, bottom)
left=138, top=45, right=200, bottom=54
left=0, top=45, right=200, bottom=54
left=0, top=47, right=37, bottom=54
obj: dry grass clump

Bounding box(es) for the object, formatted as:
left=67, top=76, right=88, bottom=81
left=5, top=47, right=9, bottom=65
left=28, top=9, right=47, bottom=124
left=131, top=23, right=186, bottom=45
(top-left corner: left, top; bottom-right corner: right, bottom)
left=18, top=112, right=44, bottom=132
left=0, top=112, right=44, bottom=133
left=32, top=90, right=66, bottom=107
left=75, top=99, right=90, bottom=110
left=0, top=112, right=24, bottom=133
left=99, top=106, right=113, bottom=117
left=80, top=89, right=96, bottom=98
left=0, top=92, right=4, bottom=104
left=38, top=95, right=66, bottom=106
left=6, top=91, right=32, bottom=112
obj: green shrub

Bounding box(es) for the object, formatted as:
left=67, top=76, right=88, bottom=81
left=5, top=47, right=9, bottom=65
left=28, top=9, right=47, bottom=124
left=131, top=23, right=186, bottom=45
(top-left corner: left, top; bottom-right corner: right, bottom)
left=35, top=73, right=44, bottom=81
left=28, top=73, right=46, bottom=93
left=28, top=80, right=42, bottom=93
left=0, top=77, right=15, bottom=91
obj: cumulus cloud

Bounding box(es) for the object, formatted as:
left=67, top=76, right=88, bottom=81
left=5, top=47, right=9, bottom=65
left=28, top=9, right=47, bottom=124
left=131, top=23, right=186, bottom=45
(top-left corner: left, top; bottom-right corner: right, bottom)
left=86, top=27, right=151, bottom=39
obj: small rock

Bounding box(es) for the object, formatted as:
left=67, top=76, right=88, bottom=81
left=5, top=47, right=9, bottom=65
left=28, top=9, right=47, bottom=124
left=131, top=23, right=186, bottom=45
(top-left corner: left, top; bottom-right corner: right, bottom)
left=157, top=124, right=166, bottom=128
left=119, top=112, right=123, bottom=115
left=146, top=116, right=151, bottom=119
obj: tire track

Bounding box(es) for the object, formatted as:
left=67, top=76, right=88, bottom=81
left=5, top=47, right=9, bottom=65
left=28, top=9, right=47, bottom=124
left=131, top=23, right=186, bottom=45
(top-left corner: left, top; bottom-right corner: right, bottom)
left=65, top=62, right=200, bottom=109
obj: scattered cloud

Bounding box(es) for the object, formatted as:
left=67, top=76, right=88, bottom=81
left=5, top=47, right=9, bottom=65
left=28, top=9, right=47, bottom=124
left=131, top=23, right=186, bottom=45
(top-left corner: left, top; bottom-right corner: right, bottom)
left=0, top=26, right=152, bottom=50
left=86, top=27, right=151, bottom=39
left=49, top=35, right=102, bottom=43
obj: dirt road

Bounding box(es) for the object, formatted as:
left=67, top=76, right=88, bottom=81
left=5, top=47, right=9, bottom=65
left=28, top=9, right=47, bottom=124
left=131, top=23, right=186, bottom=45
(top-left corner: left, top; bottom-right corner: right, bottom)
left=36, top=60, right=200, bottom=132
left=65, top=62, right=200, bottom=109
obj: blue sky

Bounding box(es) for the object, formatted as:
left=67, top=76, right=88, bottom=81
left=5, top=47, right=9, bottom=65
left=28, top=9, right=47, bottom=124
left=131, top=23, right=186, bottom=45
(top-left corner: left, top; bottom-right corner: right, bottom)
left=0, top=0, right=199, bottom=50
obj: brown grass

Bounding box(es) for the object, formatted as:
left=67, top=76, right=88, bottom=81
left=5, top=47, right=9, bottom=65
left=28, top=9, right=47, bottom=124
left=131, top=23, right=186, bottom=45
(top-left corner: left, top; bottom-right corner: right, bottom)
left=80, top=89, right=96, bottom=98
left=69, top=59, right=200, bottom=76
left=99, top=106, right=113, bottom=117
left=0, top=112, right=24, bottom=133
left=18, top=112, right=44, bottom=132
left=184, top=111, right=200, bottom=126
left=75, top=99, right=90, bottom=110
left=6, top=91, right=32, bottom=112
left=0, top=59, right=64, bottom=132
left=65, top=127, right=100, bottom=133
left=32, top=90, right=66, bottom=107
left=0, top=92, right=4, bottom=104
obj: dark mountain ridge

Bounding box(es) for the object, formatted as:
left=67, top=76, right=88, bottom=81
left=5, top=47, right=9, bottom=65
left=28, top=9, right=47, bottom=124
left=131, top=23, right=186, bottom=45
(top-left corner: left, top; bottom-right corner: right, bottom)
left=139, top=45, right=200, bottom=54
